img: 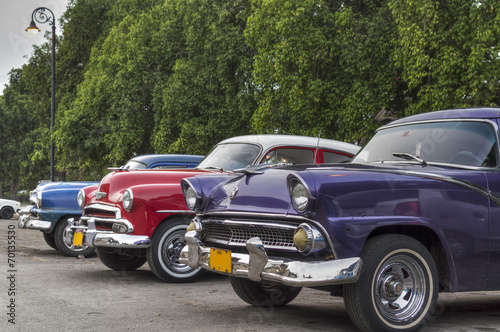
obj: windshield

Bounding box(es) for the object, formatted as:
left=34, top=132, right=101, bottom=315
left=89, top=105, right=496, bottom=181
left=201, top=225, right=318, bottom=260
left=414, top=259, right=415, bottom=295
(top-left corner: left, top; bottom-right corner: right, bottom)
left=352, top=121, right=498, bottom=167
left=197, top=143, right=261, bottom=171
left=123, top=160, right=147, bottom=170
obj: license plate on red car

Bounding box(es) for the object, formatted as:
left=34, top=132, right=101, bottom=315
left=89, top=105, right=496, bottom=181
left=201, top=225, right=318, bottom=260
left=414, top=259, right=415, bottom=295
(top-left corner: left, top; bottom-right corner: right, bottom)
left=73, top=231, right=84, bottom=247
left=210, top=248, right=232, bottom=273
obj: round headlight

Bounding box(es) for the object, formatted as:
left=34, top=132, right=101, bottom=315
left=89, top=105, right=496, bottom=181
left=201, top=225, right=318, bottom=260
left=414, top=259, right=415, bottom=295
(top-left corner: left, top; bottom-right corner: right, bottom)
left=185, top=186, right=198, bottom=210
left=35, top=191, right=42, bottom=208
left=77, top=189, right=85, bottom=208
left=291, top=181, right=309, bottom=212
left=122, top=189, right=133, bottom=212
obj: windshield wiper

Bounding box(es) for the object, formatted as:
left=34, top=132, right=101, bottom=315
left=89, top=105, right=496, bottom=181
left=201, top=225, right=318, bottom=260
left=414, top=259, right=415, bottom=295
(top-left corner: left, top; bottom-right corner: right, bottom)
left=201, top=166, right=226, bottom=172
left=392, top=153, right=428, bottom=166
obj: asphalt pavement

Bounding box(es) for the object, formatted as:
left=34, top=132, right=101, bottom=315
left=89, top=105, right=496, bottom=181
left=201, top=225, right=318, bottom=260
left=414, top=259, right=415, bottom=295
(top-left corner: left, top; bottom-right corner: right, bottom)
left=1, top=215, right=500, bottom=331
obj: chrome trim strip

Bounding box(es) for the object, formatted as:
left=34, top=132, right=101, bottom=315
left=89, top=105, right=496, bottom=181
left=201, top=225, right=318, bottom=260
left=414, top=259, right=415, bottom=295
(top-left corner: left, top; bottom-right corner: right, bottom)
left=156, top=210, right=194, bottom=214
left=363, top=168, right=500, bottom=206
left=181, top=231, right=361, bottom=287
left=379, top=117, right=497, bottom=131
left=79, top=215, right=134, bottom=233
left=81, top=218, right=150, bottom=249
left=201, top=211, right=309, bottom=220
left=83, top=203, right=122, bottom=219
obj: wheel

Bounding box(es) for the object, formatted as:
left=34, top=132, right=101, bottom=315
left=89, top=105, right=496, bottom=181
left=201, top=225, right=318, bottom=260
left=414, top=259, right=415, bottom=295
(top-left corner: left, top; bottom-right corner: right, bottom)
left=96, top=248, right=147, bottom=271
left=147, top=218, right=205, bottom=282
left=42, top=231, right=58, bottom=250
left=230, top=276, right=302, bottom=307
left=343, top=234, right=438, bottom=332
left=1, top=206, right=14, bottom=219
left=54, top=217, right=95, bottom=257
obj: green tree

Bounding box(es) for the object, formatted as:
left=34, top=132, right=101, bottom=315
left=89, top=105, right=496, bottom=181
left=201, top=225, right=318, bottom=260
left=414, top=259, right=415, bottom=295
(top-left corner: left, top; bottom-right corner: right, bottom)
left=152, top=0, right=257, bottom=153
left=55, top=0, right=164, bottom=178
left=2, top=69, right=41, bottom=192
left=246, top=0, right=405, bottom=143
left=389, top=0, right=500, bottom=114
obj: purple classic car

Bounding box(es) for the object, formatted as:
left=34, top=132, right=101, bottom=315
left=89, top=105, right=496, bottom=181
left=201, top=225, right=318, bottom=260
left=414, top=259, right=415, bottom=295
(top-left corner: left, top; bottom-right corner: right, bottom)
left=180, top=107, right=500, bottom=332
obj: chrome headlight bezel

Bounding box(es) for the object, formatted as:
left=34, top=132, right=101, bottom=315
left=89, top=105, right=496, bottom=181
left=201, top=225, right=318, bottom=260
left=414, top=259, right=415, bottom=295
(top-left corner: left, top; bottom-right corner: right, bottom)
left=122, top=189, right=134, bottom=212
left=287, top=175, right=314, bottom=213
left=77, top=189, right=85, bottom=208
left=293, top=223, right=326, bottom=255
left=184, top=184, right=200, bottom=211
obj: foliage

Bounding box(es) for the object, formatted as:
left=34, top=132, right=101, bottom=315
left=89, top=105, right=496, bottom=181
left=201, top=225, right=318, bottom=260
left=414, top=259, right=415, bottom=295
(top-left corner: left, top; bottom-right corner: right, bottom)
left=152, top=0, right=257, bottom=153
left=2, top=0, right=500, bottom=188
left=389, top=0, right=500, bottom=114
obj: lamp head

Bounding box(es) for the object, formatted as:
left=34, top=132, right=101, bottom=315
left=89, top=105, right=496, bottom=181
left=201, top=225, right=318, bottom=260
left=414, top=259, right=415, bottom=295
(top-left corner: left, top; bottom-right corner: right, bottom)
left=26, top=21, right=40, bottom=35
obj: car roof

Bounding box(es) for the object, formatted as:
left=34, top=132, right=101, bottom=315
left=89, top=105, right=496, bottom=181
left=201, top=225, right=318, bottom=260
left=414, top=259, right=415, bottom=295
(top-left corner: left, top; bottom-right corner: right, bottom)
left=127, top=154, right=205, bottom=167
left=217, top=134, right=360, bottom=154
left=385, top=107, right=500, bottom=127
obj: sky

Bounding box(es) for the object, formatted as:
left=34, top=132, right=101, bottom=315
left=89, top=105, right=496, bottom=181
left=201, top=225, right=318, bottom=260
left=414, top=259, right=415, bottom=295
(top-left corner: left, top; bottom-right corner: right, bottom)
left=1, top=0, right=69, bottom=95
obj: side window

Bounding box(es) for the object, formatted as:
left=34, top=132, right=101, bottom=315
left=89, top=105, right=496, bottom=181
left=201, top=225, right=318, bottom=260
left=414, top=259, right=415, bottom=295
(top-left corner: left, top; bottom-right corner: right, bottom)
left=323, top=151, right=352, bottom=163
left=261, top=148, right=314, bottom=165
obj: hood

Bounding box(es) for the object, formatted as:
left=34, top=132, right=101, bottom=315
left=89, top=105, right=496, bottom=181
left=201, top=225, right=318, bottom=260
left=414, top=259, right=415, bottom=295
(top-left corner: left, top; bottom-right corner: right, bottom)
left=94, top=168, right=215, bottom=204
left=197, top=163, right=490, bottom=218
left=33, top=181, right=99, bottom=193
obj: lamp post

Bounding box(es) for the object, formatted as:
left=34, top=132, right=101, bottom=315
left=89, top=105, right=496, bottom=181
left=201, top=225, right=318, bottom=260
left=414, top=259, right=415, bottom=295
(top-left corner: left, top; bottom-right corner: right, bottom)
left=26, top=7, right=56, bottom=182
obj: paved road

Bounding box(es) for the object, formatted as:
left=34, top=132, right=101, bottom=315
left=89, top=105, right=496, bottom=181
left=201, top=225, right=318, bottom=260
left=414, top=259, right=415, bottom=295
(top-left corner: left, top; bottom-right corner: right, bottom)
left=1, top=216, right=500, bottom=331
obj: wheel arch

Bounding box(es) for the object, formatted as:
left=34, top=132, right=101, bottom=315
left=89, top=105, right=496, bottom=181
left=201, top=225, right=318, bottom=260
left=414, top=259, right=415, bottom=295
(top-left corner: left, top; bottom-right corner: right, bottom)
left=50, top=214, right=81, bottom=233
left=366, top=225, right=453, bottom=292
left=156, top=213, right=194, bottom=231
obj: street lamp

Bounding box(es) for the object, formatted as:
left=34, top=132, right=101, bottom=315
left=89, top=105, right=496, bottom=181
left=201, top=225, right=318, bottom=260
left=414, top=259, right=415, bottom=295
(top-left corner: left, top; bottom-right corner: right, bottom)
left=26, top=7, right=56, bottom=182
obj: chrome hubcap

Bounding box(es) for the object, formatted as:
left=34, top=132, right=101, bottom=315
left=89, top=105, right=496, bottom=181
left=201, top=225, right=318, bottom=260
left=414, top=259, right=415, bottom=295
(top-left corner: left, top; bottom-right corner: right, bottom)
left=374, top=254, right=427, bottom=323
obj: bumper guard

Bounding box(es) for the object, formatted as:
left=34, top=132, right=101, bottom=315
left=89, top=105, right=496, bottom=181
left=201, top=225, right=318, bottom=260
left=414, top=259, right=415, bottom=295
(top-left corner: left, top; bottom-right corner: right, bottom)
left=64, top=218, right=151, bottom=249
left=17, top=206, right=52, bottom=231
left=180, top=230, right=361, bottom=287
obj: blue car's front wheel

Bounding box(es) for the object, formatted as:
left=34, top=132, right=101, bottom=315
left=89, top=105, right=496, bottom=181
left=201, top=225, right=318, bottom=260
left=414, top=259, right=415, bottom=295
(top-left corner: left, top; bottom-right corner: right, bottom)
left=54, top=217, right=95, bottom=257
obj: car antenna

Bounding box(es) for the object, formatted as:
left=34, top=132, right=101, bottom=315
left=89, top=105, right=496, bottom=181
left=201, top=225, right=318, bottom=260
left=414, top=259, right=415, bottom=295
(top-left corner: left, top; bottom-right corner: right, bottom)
left=314, top=129, right=321, bottom=164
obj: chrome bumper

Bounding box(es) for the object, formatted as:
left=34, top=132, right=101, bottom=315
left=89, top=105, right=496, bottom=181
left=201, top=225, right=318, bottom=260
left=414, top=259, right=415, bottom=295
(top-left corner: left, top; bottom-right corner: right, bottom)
left=17, top=206, right=52, bottom=231
left=180, top=230, right=361, bottom=287
left=64, top=218, right=151, bottom=249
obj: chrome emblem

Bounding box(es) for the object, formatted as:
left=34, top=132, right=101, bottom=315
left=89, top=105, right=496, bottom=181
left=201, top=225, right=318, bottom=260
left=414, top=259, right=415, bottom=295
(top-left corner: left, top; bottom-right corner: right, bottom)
left=95, top=192, right=107, bottom=200
left=229, top=187, right=239, bottom=200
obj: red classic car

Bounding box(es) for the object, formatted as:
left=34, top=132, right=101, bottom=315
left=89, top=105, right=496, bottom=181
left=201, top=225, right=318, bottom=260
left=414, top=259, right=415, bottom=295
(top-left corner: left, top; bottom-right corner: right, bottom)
left=66, top=135, right=360, bottom=282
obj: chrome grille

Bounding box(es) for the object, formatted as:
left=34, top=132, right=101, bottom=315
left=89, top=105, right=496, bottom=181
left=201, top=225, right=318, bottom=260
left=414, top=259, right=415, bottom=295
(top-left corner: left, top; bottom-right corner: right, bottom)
left=204, top=220, right=297, bottom=251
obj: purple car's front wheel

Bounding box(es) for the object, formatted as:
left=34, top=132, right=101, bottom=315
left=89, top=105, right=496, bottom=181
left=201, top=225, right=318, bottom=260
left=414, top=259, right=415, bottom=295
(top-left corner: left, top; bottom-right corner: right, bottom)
left=343, top=234, right=438, bottom=332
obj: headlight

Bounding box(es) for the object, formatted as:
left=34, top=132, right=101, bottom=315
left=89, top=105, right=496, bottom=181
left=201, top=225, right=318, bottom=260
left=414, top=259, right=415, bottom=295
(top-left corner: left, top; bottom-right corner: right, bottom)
left=77, top=189, right=85, bottom=208
left=185, top=186, right=199, bottom=210
left=33, top=192, right=42, bottom=208
left=291, top=181, right=309, bottom=212
left=122, top=189, right=133, bottom=212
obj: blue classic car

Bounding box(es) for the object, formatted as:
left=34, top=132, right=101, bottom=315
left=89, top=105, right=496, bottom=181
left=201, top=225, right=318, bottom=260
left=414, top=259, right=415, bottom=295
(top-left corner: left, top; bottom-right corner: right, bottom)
left=180, top=107, right=500, bottom=332
left=18, top=154, right=203, bottom=257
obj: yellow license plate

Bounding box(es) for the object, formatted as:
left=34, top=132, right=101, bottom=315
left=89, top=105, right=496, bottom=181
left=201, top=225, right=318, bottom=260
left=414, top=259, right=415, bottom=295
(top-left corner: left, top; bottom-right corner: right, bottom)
left=73, top=231, right=84, bottom=247
left=210, top=248, right=232, bottom=273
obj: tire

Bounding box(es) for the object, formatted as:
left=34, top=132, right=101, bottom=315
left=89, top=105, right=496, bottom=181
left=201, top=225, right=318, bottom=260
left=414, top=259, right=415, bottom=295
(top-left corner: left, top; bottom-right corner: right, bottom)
left=230, top=276, right=302, bottom=307
left=42, top=231, right=58, bottom=250
left=343, top=234, right=438, bottom=332
left=1, top=206, right=14, bottom=219
left=54, top=217, right=95, bottom=257
left=147, top=218, right=205, bottom=282
left=96, top=248, right=147, bottom=271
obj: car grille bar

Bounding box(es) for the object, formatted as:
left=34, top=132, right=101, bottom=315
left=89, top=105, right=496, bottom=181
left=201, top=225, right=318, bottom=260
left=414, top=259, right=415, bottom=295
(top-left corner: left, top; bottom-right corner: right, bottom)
left=203, top=219, right=298, bottom=251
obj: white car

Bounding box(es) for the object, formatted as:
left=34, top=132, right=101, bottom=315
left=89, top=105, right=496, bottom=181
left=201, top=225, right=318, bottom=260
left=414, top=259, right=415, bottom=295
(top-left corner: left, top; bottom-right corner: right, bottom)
left=0, top=199, right=21, bottom=219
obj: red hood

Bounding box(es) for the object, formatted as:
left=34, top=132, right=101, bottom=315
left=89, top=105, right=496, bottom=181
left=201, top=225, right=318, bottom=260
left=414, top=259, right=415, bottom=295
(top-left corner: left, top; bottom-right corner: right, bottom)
left=93, top=169, right=215, bottom=204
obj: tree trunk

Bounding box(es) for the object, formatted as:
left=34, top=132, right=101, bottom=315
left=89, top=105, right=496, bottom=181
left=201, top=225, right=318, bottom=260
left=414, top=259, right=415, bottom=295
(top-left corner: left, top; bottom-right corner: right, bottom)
left=10, top=177, right=19, bottom=201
